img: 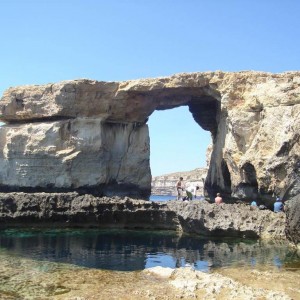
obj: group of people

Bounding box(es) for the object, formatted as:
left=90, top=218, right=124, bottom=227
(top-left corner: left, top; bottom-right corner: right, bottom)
left=175, top=177, right=199, bottom=200
left=175, top=177, right=222, bottom=204
left=175, top=177, right=285, bottom=212
left=251, top=197, right=285, bottom=212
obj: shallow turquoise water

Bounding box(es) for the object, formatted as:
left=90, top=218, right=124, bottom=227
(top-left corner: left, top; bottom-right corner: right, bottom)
left=0, top=228, right=299, bottom=272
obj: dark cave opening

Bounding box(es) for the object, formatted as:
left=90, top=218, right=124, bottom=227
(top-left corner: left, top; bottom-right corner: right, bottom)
left=221, top=159, right=232, bottom=194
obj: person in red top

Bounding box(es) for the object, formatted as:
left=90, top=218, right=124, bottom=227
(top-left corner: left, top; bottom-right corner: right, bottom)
left=215, top=193, right=223, bottom=204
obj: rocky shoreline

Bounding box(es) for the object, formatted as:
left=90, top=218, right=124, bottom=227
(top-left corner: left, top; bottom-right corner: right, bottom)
left=1, top=192, right=299, bottom=300
left=0, top=192, right=287, bottom=241
left=1, top=253, right=299, bottom=299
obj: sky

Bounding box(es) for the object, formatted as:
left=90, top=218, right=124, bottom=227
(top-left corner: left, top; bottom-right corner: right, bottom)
left=1, top=0, right=300, bottom=176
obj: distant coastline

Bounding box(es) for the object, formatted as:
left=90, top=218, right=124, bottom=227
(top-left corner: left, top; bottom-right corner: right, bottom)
left=151, top=167, right=208, bottom=196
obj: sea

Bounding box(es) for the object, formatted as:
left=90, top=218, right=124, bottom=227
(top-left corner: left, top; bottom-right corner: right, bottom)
left=150, top=195, right=205, bottom=201
left=150, top=195, right=177, bottom=201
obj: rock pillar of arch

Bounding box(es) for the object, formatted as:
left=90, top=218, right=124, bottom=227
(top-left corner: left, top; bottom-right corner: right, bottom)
left=0, top=71, right=299, bottom=200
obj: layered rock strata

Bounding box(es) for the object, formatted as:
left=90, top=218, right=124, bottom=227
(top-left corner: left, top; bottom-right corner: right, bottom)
left=0, top=193, right=286, bottom=240
left=0, top=71, right=299, bottom=200
left=0, top=120, right=150, bottom=198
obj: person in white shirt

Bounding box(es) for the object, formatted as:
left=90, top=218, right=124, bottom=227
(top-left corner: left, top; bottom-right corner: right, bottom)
left=185, top=185, right=199, bottom=200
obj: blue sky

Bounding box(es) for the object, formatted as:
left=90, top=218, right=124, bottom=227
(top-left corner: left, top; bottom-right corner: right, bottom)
left=1, top=0, right=300, bottom=176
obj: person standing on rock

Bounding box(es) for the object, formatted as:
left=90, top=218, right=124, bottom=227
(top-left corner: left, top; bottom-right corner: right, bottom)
left=215, top=193, right=223, bottom=205
left=176, top=177, right=184, bottom=200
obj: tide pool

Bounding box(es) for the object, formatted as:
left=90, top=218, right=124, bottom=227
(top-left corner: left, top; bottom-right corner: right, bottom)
left=0, top=228, right=299, bottom=272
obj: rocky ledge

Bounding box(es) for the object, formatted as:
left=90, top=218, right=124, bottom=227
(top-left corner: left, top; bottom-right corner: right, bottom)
left=0, top=193, right=286, bottom=241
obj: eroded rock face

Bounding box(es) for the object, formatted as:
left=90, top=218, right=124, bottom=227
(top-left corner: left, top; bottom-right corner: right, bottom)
left=0, top=119, right=151, bottom=197
left=0, top=71, right=299, bottom=200
left=285, top=194, right=300, bottom=246
left=166, top=199, right=286, bottom=239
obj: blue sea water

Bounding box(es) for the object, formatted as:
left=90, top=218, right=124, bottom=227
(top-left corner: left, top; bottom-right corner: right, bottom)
left=150, top=195, right=205, bottom=201
left=150, top=195, right=177, bottom=201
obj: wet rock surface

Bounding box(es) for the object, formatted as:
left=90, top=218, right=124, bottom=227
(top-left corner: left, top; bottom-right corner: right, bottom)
left=0, top=193, right=177, bottom=230
left=0, top=193, right=286, bottom=240
left=0, top=252, right=299, bottom=300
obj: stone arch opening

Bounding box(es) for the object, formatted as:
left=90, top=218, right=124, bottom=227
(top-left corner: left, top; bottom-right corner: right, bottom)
left=148, top=106, right=211, bottom=176
left=148, top=106, right=211, bottom=196
left=146, top=87, right=231, bottom=199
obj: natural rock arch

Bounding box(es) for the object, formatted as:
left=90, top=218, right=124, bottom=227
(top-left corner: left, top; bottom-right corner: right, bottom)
left=0, top=71, right=299, bottom=201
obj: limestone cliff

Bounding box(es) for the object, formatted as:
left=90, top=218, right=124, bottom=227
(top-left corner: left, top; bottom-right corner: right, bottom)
left=0, top=120, right=151, bottom=197
left=0, top=71, right=299, bottom=200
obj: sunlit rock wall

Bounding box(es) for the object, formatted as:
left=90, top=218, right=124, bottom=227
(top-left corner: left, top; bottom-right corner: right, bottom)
left=0, top=72, right=299, bottom=200
left=0, top=118, right=151, bottom=197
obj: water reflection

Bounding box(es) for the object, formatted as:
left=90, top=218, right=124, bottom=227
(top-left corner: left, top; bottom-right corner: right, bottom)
left=0, top=229, right=298, bottom=271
